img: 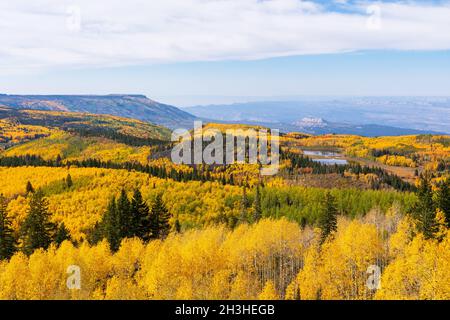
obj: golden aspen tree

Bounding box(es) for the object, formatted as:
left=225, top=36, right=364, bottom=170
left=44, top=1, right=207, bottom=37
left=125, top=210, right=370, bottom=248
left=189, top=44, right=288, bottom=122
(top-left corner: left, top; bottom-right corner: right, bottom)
left=229, top=271, right=257, bottom=300
left=284, top=279, right=300, bottom=300
left=210, top=270, right=232, bottom=299
left=388, top=215, right=415, bottom=259
left=259, top=281, right=279, bottom=300
left=104, top=276, right=145, bottom=300
left=296, top=239, right=322, bottom=300
left=0, top=252, right=30, bottom=299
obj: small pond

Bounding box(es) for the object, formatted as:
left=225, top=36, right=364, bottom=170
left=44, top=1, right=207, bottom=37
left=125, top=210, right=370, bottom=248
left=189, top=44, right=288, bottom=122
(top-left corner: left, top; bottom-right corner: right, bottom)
left=303, top=149, right=348, bottom=166
left=303, top=150, right=341, bottom=157
left=312, top=158, right=348, bottom=165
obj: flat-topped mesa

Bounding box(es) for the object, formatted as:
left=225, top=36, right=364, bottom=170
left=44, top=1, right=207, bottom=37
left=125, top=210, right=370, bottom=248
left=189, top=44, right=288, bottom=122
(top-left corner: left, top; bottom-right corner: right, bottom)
left=106, top=94, right=148, bottom=98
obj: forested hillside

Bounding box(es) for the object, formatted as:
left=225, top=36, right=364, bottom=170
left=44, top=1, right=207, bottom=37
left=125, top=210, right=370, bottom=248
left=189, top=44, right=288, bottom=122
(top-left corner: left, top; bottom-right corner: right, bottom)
left=0, top=166, right=417, bottom=240
left=0, top=94, right=197, bottom=129
left=0, top=107, right=171, bottom=144
left=0, top=108, right=172, bottom=164
left=0, top=115, right=449, bottom=300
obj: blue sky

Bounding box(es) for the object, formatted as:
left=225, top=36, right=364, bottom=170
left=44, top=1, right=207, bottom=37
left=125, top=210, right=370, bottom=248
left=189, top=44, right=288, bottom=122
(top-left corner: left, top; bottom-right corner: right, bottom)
left=1, top=0, right=450, bottom=106
left=4, top=50, right=450, bottom=106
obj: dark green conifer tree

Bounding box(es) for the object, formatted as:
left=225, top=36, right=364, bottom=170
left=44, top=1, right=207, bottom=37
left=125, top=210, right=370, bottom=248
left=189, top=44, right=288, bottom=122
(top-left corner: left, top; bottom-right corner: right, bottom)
left=116, top=189, right=131, bottom=238
left=436, top=179, right=450, bottom=227
left=174, top=219, right=181, bottom=233
left=65, top=174, right=73, bottom=188
left=318, top=192, right=338, bottom=244
left=103, top=196, right=121, bottom=252
left=0, top=194, right=16, bottom=260
left=227, top=215, right=237, bottom=229
left=86, top=222, right=103, bottom=245
left=412, top=177, right=436, bottom=239
left=130, top=188, right=151, bottom=241
left=20, top=190, right=56, bottom=255
left=26, top=181, right=34, bottom=194
left=54, top=222, right=71, bottom=246
left=150, top=194, right=171, bottom=239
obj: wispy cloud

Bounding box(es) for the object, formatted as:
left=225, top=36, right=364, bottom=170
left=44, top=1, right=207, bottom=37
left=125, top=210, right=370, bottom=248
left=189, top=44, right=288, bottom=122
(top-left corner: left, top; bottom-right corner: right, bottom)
left=1, top=0, right=449, bottom=74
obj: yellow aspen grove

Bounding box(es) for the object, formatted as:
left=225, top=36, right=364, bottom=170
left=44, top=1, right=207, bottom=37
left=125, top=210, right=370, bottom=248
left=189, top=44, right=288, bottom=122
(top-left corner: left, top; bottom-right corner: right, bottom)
left=297, top=219, right=387, bottom=300
left=387, top=216, right=415, bottom=259
left=0, top=209, right=448, bottom=300
left=296, top=241, right=322, bottom=300
left=376, top=230, right=450, bottom=300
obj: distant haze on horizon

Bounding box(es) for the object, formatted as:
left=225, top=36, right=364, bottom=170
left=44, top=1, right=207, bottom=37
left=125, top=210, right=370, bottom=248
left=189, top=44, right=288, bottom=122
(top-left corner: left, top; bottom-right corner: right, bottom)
left=183, top=96, right=450, bottom=134
left=154, top=95, right=450, bottom=108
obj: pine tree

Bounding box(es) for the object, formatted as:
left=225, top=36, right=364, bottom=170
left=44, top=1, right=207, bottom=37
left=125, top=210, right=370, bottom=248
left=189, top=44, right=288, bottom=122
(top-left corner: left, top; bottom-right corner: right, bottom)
left=54, top=222, right=71, bottom=246
left=86, top=222, right=103, bottom=245
left=299, top=217, right=307, bottom=229
left=20, top=190, right=56, bottom=255
left=102, top=196, right=121, bottom=252
left=116, top=189, right=131, bottom=238
left=436, top=179, right=450, bottom=227
left=253, top=185, right=262, bottom=222
left=174, top=219, right=181, bottom=233
left=130, top=188, right=151, bottom=241
left=228, top=216, right=238, bottom=229
left=25, top=181, right=34, bottom=194
left=150, top=194, right=171, bottom=239
left=318, top=192, right=338, bottom=243
left=0, top=195, right=16, bottom=260
left=412, top=177, right=436, bottom=239
left=65, top=174, right=73, bottom=188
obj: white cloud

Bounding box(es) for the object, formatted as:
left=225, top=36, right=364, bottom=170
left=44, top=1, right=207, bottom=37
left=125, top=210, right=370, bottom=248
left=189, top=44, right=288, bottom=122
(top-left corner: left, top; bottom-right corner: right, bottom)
left=0, top=0, right=449, bottom=74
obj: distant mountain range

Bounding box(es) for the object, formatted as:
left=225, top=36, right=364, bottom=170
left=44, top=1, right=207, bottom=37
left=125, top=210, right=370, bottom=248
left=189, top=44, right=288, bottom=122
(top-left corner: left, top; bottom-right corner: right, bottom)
left=185, top=97, right=450, bottom=136
left=0, top=94, right=197, bottom=129
left=0, top=94, right=448, bottom=136
left=210, top=117, right=440, bottom=137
